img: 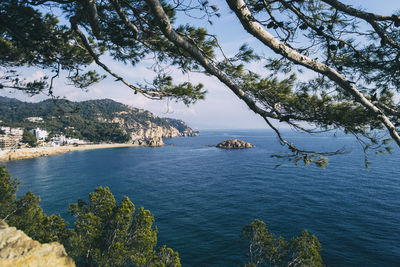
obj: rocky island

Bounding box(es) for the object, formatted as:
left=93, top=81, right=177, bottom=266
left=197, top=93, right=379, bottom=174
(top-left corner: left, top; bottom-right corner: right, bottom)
left=216, top=139, right=255, bottom=149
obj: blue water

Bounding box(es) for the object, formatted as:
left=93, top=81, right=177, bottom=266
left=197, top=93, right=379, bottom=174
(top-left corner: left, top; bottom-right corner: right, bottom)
left=3, top=130, right=399, bottom=266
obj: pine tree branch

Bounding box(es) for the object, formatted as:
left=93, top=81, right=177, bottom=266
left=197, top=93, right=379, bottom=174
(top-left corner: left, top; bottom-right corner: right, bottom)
left=70, top=16, right=167, bottom=100
left=226, top=0, right=400, bottom=148
left=321, top=0, right=400, bottom=50
left=144, top=0, right=345, bottom=163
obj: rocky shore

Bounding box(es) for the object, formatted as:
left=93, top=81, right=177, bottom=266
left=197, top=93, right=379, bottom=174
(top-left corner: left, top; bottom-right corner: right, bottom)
left=0, top=221, right=75, bottom=267
left=132, top=136, right=164, bottom=147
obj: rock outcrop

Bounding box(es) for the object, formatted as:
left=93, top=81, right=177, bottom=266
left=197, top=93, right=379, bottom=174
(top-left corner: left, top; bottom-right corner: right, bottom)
left=133, top=136, right=164, bottom=147
left=0, top=221, right=75, bottom=267
left=216, top=139, right=255, bottom=149
left=146, top=136, right=164, bottom=147
left=163, top=118, right=199, bottom=137
left=128, top=123, right=181, bottom=141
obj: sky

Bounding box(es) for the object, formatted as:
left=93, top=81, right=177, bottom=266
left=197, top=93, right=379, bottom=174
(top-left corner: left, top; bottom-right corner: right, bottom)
left=1, top=0, right=399, bottom=130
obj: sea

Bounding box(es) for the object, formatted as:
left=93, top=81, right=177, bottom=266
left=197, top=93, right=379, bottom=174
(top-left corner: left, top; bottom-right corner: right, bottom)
left=3, top=130, right=399, bottom=266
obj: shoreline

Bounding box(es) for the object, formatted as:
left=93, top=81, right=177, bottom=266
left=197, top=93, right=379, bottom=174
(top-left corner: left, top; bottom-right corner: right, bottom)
left=0, top=143, right=141, bottom=161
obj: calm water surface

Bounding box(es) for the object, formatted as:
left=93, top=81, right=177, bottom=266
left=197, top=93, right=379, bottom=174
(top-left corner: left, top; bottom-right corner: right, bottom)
left=3, top=130, right=399, bottom=266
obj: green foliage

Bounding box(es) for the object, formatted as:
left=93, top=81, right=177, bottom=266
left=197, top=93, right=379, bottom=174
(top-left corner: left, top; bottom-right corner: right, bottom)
left=0, top=166, right=181, bottom=267
left=152, top=245, right=182, bottom=267
left=0, top=0, right=214, bottom=103
left=0, top=166, right=70, bottom=243
left=68, top=71, right=107, bottom=90
left=9, top=191, right=72, bottom=244
left=22, top=130, right=37, bottom=147
left=0, top=165, right=19, bottom=219
left=287, top=230, right=323, bottom=267
left=67, top=187, right=173, bottom=266
left=242, top=220, right=287, bottom=266
left=0, top=0, right=98, bottom=93
left=141, top=74, right=206, bottom=105
left=242, top=219, right=323, bottom=267
left=0, top=2, right=91, bottom=67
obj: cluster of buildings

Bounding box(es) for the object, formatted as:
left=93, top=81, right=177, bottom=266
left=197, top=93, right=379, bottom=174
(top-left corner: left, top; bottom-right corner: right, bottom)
left=49, top=135, right=87, bottom=147
left=0, top=125, right=88, bottom=149
left=0, top=127, right=24, bottom=149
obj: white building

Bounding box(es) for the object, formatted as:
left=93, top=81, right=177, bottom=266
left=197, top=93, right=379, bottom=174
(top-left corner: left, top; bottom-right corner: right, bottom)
left=65, top=138, right=86, bottom=145
left=30, top=128, right=49, bottom=140
left=50, top=135, right=67, bottom=146
left=50, top=135, right=87, bottom=146
left=25, top=117, right=43, bottom=123
left=1, top=127, right=10, bottom=135
left=0, top=136, right=19, bottom=148
left=10, top=128, right=23, bottom=136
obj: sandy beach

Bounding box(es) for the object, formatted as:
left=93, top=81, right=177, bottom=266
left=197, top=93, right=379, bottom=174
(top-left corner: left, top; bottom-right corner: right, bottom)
left=0, top=143, right=140, bottom=161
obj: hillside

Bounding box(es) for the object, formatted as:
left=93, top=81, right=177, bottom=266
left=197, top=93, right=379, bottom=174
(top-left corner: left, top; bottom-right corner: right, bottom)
left=0, top=97, right=197, bottom=143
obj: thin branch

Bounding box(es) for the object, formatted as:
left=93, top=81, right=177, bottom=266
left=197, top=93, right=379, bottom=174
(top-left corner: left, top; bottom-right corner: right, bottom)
left=321, top=0, right=400, bottom=50
left=321, top=0, right=399, bottom=22
left=110, top=0, right=138, bottom=39
left=263, top=116, right=344, bottom=156
left=276, top=0, right=358, bottom=52
left=70, top=16, right=166, bottom=100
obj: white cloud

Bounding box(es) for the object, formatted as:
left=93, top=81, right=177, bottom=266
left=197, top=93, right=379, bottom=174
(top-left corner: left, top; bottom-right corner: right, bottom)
left=26, top=70, right=46, bottom=82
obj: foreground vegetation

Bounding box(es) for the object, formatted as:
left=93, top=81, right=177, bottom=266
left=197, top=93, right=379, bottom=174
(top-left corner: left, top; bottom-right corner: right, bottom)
left=0, top=166, right=180, bottom=266
left=0, top=166, right=323, bottom=266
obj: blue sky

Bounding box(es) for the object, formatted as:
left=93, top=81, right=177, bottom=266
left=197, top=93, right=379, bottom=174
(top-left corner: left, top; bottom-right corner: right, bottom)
left=1, top=1, right=399, bottom=130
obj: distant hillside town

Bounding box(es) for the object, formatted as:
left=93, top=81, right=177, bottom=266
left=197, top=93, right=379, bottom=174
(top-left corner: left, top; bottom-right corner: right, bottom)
left=0, top=124, right=89, bottom=149
left=0, top=97, right=197, bottom=149
left=0, top=126, right=23, bottom=148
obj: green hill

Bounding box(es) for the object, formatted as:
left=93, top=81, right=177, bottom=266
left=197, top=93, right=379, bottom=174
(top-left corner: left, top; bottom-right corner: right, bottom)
left=0, top=97, right=196, bottom=143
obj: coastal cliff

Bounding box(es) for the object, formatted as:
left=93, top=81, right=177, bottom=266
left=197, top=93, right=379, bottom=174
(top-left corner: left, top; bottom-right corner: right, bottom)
left=0, top=221, right=75, bottom=267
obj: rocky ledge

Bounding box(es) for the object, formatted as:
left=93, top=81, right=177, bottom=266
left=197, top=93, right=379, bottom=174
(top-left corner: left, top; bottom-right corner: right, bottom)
left=132, top=136, right=164, bottom=147
left=0, top=221, right=75, bottom=267
left=216, top=139, right=255, bottom=149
